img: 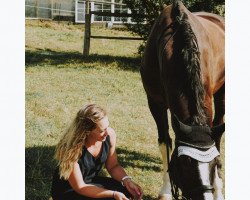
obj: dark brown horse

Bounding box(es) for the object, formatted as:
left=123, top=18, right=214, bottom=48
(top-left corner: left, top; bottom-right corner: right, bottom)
left=140, top=1, right=225, bottom=200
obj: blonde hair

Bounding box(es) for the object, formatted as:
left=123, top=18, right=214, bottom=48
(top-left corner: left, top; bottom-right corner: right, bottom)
left=55, top=104, right=107, bottom=180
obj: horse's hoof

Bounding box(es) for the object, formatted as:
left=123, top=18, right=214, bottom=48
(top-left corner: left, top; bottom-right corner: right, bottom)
left=158, top=194, right=172, bottom=200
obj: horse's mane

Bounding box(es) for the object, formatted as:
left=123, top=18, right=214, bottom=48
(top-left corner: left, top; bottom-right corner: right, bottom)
left=172, top=0, right=207, bottom=125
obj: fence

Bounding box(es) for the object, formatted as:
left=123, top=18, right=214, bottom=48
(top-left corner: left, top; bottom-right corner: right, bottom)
left=25, top=0, right=145, bottom=56
left=75, top=0, right=133, bottom=23
left=83, top=0, right=145, bottom=56
left=25, top=0, right=135, bottom=24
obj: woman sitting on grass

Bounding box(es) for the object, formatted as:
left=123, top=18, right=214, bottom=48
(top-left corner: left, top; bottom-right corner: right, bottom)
left=51, top=104, right=143, bottom=200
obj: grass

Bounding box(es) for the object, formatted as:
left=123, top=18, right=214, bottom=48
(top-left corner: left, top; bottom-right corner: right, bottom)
left=25, top=19, right=224, bottom=200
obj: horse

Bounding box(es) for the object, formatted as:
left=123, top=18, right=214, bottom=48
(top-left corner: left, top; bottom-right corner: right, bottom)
left=140, top=1, right=225, bottom=200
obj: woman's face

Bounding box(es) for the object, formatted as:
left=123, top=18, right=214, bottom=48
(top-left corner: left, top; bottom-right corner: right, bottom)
left=90, top=116, right=110, bottom=141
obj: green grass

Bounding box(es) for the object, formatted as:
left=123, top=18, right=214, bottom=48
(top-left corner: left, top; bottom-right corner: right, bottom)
left=25, top=20, right=224, bottom=200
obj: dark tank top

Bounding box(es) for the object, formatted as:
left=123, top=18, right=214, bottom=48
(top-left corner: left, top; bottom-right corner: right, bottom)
left=51, top=135, right=111, bottom=199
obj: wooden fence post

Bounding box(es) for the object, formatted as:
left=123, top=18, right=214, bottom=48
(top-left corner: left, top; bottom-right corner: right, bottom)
left=83, top=0, right=91, bottom=56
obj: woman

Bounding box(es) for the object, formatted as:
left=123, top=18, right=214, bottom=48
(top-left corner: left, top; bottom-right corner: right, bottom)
left=51, top=104, right=143, bottom=200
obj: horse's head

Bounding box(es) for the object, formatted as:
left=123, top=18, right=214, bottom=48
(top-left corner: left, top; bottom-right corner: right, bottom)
left=169, top=115, right=225, bottom=200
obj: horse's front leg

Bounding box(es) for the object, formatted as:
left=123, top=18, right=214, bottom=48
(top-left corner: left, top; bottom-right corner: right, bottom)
left=213, top=165, right=224, bottom=200
left=147, top=96, right=172, bottom=200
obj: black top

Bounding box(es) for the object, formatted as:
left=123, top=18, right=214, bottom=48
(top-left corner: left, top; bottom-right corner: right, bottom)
left=51, top=135, right=111, bottom=199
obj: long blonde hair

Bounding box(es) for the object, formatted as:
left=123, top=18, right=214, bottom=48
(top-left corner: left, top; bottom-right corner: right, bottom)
left=55, top=104, right=107, bottom=180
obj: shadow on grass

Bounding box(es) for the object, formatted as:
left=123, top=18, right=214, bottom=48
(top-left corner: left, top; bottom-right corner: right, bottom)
left=25, top=49, right=141, bottom=72
left=117, top=147, right=162, bottom=172
left=26, top=146, right=56, bottom=200
left=26, top=145, right=160, bottom=200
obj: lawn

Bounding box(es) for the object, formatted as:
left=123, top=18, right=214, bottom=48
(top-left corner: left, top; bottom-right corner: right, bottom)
left=25, top=19, right=224, bottom=200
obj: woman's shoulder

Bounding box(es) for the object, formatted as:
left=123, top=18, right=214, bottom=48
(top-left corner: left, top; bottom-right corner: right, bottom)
left=107, top=127, right=115, bottom=136
left=107, top=127, right=116, bottom=145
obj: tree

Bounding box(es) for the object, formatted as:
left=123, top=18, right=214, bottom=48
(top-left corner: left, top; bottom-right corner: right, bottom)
left=123, top=0, right=225, bottom=53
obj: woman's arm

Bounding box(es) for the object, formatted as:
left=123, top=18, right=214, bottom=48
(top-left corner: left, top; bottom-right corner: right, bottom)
left=105, top=128, right=143, bottom=200
left=68, top=162, right=128, bottom=200
left=105, top=127, right=127, bottom=181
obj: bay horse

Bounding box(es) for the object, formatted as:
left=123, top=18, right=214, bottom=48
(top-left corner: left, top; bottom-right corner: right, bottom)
left=140, top=1, right=225, bottom=200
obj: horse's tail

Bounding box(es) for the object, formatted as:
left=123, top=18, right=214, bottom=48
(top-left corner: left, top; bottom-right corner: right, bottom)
left=171, top=1, right=207, bottom=125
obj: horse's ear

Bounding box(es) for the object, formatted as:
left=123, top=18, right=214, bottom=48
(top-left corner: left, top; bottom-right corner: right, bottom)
left=172, top=114, right=192, bottom=134
left=211, top=123, right=225, bottom=152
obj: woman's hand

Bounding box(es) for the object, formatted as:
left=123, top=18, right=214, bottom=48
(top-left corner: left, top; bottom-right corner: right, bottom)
left=113, top=191, right=129, bottom=200
left=124, top=179, right=143, bottom=200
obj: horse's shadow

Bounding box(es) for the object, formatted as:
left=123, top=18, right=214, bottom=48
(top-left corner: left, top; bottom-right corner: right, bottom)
left=26, top=145, right=161, bottom=200
left=25, top=49, right=141, bottom=72
left=116, top=147, right=162, bottom=171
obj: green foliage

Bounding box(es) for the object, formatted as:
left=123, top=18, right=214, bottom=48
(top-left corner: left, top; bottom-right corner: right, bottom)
left=123, top=0, right=225, bottom=53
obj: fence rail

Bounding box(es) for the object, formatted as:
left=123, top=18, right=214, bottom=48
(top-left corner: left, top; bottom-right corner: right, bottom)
left=79, top=0, right=127, bottom=6
left=25, top=4, right=75, bottom=14
left=90, top=11, right=146, bottom=18
left=90, top=35, right=143, bottom=40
